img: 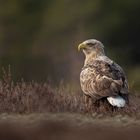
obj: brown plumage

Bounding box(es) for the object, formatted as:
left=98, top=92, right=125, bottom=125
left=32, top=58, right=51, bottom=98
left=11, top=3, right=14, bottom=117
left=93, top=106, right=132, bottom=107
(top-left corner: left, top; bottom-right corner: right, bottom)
left=78, top=39, right=129, bottom=108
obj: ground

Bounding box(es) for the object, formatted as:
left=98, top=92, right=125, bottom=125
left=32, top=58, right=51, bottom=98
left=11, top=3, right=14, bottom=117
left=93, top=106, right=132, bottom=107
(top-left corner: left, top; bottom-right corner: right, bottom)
left=0, top=113, right=140, bottom=140
left=0, top=69, right=140, bottom=140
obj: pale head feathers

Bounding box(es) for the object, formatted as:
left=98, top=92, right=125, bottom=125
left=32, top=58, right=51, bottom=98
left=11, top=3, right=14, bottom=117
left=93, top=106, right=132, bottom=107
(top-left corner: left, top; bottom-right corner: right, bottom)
left=82, top=39, right=104, bottom=48
left=78, top=39, right=105, bottom=65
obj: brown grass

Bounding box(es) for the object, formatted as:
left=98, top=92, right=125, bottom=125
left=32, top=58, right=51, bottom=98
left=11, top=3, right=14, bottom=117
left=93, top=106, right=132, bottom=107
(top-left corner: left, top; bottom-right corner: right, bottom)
left=0, top=66, right=139, bottom=116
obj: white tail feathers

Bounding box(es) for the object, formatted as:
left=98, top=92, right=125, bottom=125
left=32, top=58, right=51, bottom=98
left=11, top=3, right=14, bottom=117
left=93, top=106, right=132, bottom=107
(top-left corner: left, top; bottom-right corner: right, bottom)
left=107, top=96, right=126, bottom=107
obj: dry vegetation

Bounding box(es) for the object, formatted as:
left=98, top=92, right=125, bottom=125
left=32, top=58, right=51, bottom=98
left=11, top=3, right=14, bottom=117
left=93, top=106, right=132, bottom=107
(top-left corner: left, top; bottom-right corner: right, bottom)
left=0, top=67, right=140, bottom=140
left=0, top=67, right=139, bottom=115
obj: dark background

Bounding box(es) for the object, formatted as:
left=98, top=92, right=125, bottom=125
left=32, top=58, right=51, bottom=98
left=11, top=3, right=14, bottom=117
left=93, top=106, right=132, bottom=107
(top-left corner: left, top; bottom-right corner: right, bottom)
left=0, top=0, right=140, bottom=91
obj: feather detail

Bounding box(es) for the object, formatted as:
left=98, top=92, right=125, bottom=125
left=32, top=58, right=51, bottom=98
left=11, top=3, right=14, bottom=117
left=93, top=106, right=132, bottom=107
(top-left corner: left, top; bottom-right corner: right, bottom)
left=107, top=96, right=126, bottom=107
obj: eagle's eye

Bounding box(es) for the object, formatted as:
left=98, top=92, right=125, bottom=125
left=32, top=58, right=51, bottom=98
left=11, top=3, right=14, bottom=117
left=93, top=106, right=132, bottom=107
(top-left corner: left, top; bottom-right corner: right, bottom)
left=86, top=42, right=96, bottom=46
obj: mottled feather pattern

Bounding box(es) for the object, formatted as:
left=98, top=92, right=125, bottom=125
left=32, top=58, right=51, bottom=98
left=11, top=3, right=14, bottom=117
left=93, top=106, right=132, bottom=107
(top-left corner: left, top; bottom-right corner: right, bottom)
left=80, top=57, right=128, bottom=101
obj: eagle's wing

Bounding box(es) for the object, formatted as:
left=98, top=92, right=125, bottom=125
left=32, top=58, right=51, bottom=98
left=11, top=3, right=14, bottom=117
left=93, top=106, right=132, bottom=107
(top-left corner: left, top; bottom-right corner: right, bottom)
left=80, top=58, right=128, bottom=100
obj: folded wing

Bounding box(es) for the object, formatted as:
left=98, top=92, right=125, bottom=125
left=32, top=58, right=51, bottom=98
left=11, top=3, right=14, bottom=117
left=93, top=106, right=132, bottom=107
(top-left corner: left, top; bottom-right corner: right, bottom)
left=80, top=58, right=129, bottom=100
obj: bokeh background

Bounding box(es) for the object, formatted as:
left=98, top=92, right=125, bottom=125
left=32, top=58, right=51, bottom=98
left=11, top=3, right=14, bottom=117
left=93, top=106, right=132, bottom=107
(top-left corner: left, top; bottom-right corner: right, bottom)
left=0, top=0, right=140, bottom=91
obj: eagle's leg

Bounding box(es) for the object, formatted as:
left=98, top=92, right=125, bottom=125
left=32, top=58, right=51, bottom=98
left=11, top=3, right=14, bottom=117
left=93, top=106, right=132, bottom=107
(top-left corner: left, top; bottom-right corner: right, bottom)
left=84, top=95, right=92, bottom=110
left=84, top=95, right=89, bottom=109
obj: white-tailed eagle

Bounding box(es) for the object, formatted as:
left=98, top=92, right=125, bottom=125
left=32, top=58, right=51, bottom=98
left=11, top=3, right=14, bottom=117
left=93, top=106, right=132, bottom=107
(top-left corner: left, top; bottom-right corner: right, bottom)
left=78, top=39, right=129, bottom=108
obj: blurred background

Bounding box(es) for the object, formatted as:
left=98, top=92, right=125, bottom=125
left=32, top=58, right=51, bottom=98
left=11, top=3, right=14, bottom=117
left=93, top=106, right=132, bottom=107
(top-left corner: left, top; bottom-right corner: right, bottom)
left=0, top=0, right=140, bottom=91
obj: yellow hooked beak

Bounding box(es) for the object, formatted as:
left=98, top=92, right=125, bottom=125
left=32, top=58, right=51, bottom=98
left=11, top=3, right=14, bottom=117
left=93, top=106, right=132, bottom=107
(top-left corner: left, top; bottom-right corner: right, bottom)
left=78, top=43, right=87, bottom=51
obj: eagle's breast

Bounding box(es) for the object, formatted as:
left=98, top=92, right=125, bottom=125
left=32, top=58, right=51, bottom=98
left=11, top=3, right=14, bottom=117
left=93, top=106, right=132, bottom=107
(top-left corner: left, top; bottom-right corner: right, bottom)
left=80, top=66, right=99, bottom=98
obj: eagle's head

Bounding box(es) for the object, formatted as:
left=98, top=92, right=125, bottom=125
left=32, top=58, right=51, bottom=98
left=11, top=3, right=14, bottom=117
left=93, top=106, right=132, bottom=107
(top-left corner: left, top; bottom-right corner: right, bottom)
left=78, top=39, right=105, bottom=58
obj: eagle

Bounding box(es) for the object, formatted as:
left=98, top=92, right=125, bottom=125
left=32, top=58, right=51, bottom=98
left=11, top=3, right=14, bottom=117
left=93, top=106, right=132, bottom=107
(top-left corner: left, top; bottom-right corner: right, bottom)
left=78, top=39, right=129, bottom=108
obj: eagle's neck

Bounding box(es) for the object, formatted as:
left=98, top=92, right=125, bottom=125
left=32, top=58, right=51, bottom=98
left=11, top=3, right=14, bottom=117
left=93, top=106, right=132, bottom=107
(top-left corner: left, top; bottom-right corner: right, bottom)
left=84, top=51, right=105, bottom=66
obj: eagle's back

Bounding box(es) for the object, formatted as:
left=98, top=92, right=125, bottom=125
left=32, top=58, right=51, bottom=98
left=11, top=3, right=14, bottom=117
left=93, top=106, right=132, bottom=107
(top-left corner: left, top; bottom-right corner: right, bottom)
left=80, top=56, right=129, bottom=100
